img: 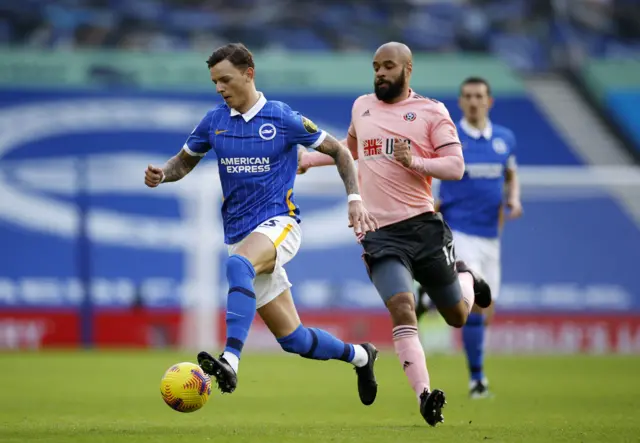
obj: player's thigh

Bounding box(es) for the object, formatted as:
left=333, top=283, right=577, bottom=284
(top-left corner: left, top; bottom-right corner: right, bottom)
left=412, top=214, right=459, bottom=307
left=257, top=287, right=301, bottom=339
left=361, top=219, right=421, bottom=325
left=367, top=256, right=417, bottom=326
left=429, top=281, right=470, bottom=328
left=232, top=216, right=301, bottom=275
left=368, top=256, right=415, bottom=303
left=412, top=216, right=473, bottom=326
left=361, top=218, right=416, bottom=273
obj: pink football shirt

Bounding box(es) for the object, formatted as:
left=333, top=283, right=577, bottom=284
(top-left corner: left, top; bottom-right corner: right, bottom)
left=347, top=89, right=461, bottom=228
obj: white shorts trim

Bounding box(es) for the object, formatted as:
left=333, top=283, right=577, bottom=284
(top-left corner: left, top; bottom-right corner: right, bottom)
left=452, top=230, right=501, bottom=300
left=227, top=215, right=301, bottom=308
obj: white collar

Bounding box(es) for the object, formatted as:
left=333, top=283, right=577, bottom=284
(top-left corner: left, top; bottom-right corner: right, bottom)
left=229, top=92, right=267, bottom=122
left=460, top=119, right=492, bottom=140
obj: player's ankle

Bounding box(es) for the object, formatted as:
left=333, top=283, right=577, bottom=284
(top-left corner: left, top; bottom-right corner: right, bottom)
left=351, top=344, right=369, bottom=367
left=222, top=351, right=240, bottom=374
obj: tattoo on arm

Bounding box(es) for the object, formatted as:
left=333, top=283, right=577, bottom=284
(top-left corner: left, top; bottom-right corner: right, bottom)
left=315, top=134, right=360, bottom=195
left=162, top=150, right=202, bottom=183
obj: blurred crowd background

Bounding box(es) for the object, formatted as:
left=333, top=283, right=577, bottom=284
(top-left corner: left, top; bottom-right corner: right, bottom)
left=2, top=0, right=639, bottom=71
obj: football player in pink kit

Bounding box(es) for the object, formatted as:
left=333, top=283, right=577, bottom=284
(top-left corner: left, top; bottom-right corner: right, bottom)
left=297, top=42, right=492, bottom=426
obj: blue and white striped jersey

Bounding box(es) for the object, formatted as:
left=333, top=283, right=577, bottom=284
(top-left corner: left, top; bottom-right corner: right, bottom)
left=184, top=93, right=326, bottom=244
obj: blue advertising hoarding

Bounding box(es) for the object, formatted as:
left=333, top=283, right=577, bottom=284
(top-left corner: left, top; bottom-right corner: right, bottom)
left=0, top=88, right=638, bottom=314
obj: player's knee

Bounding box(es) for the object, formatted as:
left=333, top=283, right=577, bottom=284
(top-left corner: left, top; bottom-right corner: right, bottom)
left=386, top=293, right=417, bottom=326
left=279, top=339, right=303, bottom=355
left=233, top=233, right=277, bottom=275
left=277, top=324, right=312, bottom=356
left=226, top=254, right=256, bottom=281
left=443, top=308, right=467, bottom=328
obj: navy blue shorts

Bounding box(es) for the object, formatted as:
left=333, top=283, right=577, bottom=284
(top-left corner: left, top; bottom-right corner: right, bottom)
left=360, top=212, right=461, bottom=308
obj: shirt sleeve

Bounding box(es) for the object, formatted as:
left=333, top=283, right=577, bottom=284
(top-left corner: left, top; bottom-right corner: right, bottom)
left=284, top=110, right=327, bottom=149
left=429, top=103, right=461, bottom=152
left=346, top=130, right=359, bottom=160
left=345, top=98, right=361, bottom=160
left=347, top=120, right=357, bottom=139
left=183, top=111, right=213, bottom=157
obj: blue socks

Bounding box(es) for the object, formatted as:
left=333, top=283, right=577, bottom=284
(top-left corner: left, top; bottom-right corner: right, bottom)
left=462, top=312, right=485, bottom=382
left=277, top=324, right=355, bottom=362
left=222, top=254, right=364, bottom=371
left=224, top=254, right=257, bottom=359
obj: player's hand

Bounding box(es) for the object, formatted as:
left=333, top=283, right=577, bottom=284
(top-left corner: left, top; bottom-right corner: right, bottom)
left=347, top=200, right=378, bottom=235
left=506, top=198, right=523, bottom=219
left=296, top=146, right=310, bottom=175
left=145, top=164, right=165, bottom=188
left=393, top=138, right=412, bottom=168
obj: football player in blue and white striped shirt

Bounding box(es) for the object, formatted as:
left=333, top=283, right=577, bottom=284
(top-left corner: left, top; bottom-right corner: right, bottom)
left=145, top=43, right=379, bottom=404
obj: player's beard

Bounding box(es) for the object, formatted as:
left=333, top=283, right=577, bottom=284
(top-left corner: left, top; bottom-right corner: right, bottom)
left=374, top=69, right=407, bottom=102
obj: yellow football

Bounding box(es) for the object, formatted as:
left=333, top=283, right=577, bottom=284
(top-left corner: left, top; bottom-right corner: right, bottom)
left=160, top=362, right=212, bottom=413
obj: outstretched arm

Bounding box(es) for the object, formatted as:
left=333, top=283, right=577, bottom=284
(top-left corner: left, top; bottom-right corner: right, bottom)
left=146, top=111, right=212, bottom=187
left=163, top=149, right=202, bottom=182
left=314, top=134, right=359, bottom=195
left=313, top=133, right=377, bottom=233
left=392, top=138, right=464, bottom=180
left=401, top=101, right=465, bottom=180
left=298, top=131, right=358, bottom=173
left=160, top=149, right=202, bottom=183
left=407, top=143, right=465, bottom=181
left=286, top=111, right=375, bottom=233
left=296, top=109, right=359, bottom=173
left=145, top=149, right=202, bottom=187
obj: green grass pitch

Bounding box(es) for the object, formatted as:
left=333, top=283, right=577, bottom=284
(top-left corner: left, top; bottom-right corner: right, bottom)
left=1, top=351, right=639, bottom=442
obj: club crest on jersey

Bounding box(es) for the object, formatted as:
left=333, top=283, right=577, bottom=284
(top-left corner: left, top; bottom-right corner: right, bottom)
left=492, top=138, right=507, bottom=154
left=259, top=123, right=277, bottom=141
left=403, top=112, right=416, bottom=122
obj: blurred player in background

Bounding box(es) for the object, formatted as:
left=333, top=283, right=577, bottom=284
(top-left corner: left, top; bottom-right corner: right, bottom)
left=298, top=42, right=492, bottom=426
left=144, top=43, right=380, bottom=406
left=416, top=77, right=522, bottom=398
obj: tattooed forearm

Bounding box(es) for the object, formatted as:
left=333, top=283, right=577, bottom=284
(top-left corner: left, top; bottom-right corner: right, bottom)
left=161, top=150, right=202, bottom=183
left=315, top=134, right=360, bottom=195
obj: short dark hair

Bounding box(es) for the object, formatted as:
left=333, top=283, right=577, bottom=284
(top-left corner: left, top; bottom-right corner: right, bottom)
left=460, top=77, right=491, bottom=96
left=206, top=43, right=255, bottom=70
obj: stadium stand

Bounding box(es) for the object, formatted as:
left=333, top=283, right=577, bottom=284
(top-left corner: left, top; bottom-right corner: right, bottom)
left=580, top=59, right=640, bottom=156
left=0, top=1, right=637, bottom=64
